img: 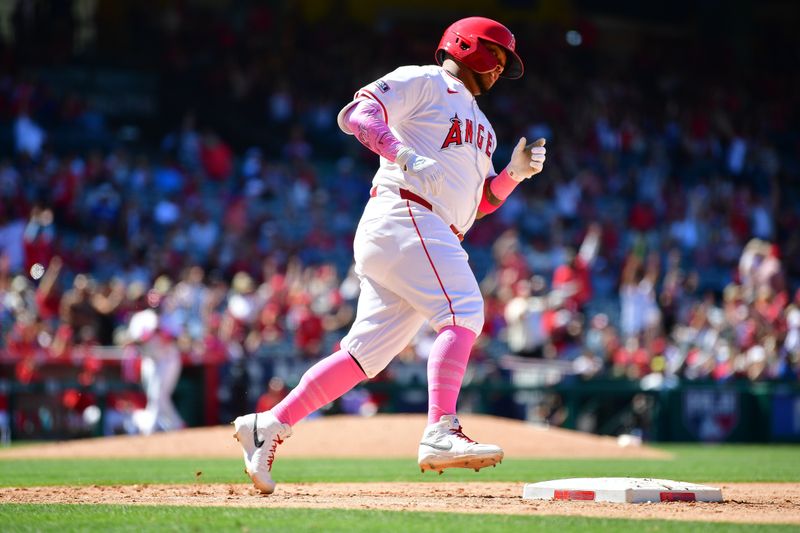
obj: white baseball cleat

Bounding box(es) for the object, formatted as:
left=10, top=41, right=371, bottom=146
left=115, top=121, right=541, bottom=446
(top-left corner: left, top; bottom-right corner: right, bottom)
left=418, top=415, right=504, bottom=474
left=232, top=411, right=292, bottom=494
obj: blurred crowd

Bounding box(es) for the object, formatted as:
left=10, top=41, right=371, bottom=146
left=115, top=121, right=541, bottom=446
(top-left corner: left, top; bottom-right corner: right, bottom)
left=1, top=0, right=799, bottom=420
left=488, top=230, right=799, bottom=384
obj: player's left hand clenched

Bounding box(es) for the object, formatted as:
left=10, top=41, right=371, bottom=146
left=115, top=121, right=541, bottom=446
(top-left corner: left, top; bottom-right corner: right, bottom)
left=395, top=147, right=445, bottom=196
left=506, top=137, right=547, bottom=182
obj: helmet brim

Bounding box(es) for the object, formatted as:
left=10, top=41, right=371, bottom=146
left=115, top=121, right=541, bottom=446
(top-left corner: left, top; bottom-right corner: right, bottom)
left=500, top=49, right=524, bottom=79
left=436, top=47, right=524, bottom=80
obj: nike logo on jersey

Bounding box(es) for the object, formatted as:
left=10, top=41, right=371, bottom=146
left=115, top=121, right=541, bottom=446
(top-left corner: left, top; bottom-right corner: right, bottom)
left=447, top=88, right=458, bottom=94
left=420, top=440, right=453, bottom=451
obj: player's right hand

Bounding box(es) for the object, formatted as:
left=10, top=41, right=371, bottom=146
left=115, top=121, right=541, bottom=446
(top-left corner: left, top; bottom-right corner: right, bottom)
left=507, top=137, right=547, bottom=182
left=395, top=147, right=444, bottom=196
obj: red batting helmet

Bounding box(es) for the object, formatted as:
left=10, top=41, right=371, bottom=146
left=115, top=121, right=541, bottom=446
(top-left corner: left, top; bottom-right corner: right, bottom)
left=435, top=17, right=524, bottom=79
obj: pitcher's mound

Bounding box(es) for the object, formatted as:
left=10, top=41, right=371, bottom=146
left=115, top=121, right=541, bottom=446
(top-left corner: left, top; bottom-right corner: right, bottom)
left=0, top=414, right=670, bottom=460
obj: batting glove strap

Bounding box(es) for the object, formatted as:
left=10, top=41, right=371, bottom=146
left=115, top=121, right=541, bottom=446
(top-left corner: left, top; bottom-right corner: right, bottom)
left=394, top=146, right=416, bottom=170
left=395, top=147, right=444, bottom=196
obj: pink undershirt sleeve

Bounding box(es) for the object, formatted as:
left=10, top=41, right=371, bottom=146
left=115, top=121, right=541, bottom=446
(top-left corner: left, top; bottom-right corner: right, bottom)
left=343, top=99, right=404, bottom=162
left=477, top=167, right=520, bottom=215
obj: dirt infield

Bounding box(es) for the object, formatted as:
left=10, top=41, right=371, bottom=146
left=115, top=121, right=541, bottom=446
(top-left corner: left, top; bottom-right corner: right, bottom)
left=3, top=482, right=799, bottom=524
left=2, top=414, right=797, bottom=525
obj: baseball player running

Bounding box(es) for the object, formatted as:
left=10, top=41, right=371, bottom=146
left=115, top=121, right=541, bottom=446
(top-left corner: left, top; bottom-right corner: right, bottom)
left=234, top=16, right=546, bottom=494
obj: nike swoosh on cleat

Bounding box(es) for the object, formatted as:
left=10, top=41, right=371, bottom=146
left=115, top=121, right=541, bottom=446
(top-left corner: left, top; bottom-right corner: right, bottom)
left=447, top=89, right=458, bottom=94
left=420, top=440, right=453, bottom=451
left=253, top=413, right=265, bottom=448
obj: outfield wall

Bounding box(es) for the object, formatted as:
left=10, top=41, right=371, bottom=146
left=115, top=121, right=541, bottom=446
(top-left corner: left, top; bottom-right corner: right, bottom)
left=2, top=355, right=799, bottom=444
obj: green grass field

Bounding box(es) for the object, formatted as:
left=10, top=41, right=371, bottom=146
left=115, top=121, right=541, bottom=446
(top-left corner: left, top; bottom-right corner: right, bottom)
left=1, top=505, right=796, bottom=533
left=1, top=444, right=799, bottom=532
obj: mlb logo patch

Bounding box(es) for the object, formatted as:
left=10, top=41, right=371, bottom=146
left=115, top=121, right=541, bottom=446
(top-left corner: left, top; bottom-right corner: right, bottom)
left=375, top=80, right=390, bottom=93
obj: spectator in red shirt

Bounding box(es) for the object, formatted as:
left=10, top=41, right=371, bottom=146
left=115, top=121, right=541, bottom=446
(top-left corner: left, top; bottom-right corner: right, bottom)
left=629, top=200, right=657, bottom=233
left=255, top=377, right=289, bottom=413
left=552, top=223, right=601, bottom=313
left=293, top=300, right=324, bottom=360
left=199, top=129, right=233, bottom=181
left=34, top=256, right=62, bottom=323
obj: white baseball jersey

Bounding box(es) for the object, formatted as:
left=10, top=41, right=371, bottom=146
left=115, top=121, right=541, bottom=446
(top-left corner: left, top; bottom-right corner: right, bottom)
left=337, top=64, right=498, bottom=378
left=337, top=65, right=498, bottom=234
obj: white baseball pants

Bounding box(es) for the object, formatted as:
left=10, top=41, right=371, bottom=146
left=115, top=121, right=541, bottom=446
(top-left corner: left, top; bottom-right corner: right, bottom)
left=341, top=190, right=484, bottom=378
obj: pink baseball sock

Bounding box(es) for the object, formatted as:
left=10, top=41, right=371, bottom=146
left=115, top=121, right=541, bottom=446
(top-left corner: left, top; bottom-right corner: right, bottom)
left=270, top=349, right=366, bottom=426
left=427, top=325, right=477, bottom=424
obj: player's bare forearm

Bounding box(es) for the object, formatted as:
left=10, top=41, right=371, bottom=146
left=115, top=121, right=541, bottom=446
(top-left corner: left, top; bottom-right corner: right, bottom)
left=476, top=178, right=503, bottom=219
left=483, top=178, right=504, bottom=206
left=477, top=168, right=519, bottom=217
